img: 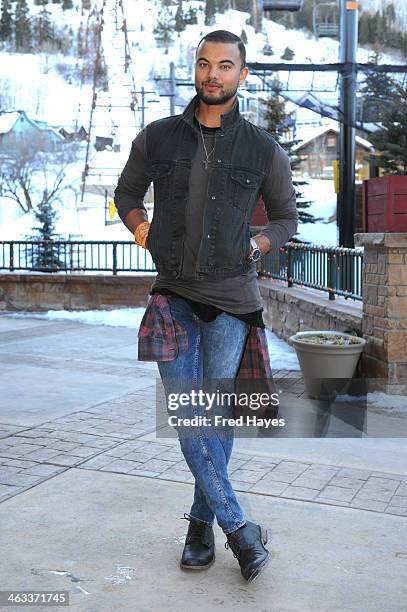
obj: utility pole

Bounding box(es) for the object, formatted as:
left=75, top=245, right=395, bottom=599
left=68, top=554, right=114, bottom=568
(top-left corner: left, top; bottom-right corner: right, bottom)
left=131, top=88, right=161, bottom=128
left=170, top=62, right=176, bottom=116
left=338, top=0, right=359, bottom=247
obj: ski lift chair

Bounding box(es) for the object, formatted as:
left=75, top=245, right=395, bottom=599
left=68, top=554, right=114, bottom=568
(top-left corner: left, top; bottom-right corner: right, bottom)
left=313, top=1, right=339, bottom=38
left=262, top=0, right=304, bottom=10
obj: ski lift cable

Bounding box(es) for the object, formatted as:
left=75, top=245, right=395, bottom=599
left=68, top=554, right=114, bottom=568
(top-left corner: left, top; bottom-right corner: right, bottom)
left=83, top=0, right=143, bottom=191
left=81, top=0, right=106, bottom=202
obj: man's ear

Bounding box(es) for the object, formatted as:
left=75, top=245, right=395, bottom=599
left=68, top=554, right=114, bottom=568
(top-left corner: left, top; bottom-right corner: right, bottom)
left=239, top=66, right=249, bottom=86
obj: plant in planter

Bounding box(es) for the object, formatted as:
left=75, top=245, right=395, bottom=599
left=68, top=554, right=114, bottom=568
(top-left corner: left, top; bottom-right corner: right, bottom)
left=289, top=331, right=366, bottom=399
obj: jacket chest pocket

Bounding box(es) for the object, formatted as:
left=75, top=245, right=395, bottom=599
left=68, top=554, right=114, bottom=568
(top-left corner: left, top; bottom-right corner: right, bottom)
left=152, top=161, right=174, bottom=184
left=151, top=161, right=175, bottom=215
left=230, top=169, right=261, bottom=211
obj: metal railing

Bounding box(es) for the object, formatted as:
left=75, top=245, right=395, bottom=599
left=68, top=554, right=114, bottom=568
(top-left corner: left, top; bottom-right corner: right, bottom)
left=0, top=240, right=364, bottom=300
left=259, top=243, right=363, bottom=301
left=0, top=241, right=156, bottom=275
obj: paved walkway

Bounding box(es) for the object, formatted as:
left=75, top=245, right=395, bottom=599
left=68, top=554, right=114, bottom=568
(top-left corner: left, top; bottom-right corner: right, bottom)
left=0, top=313, right=406, bottom=611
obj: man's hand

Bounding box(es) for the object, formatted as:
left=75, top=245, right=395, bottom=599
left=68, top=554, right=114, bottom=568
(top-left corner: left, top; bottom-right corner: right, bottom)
left=252, top=234, right=271, bottom=255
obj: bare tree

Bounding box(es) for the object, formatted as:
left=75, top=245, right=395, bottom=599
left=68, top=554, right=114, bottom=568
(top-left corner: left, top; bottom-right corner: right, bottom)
left=0, top=77, right=14, bottom=110
left=0, top=136, right=79, bottom=214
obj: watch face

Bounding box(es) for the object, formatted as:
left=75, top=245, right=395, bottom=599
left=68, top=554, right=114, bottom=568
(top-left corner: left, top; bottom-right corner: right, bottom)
left=249, top=240, right=261, bottom=262
left=252, top=249, right=261, bottom=262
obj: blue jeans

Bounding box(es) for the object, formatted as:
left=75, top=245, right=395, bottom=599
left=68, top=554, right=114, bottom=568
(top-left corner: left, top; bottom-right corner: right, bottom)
left=158, top=296, right=249, bottom=534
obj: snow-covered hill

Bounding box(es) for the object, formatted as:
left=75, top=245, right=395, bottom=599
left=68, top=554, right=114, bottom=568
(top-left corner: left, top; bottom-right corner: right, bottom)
left=0, top=0, right=403, bottom=245
left=360, top=0, right=407, bottom=26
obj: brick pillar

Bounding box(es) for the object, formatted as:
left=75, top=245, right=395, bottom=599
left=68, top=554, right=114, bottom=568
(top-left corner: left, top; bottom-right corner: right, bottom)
left=355, top=233, right=407, bottom=395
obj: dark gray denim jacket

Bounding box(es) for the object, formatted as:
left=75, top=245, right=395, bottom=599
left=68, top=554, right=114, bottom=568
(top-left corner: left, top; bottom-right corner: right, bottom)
left=115, top=96, right=288, bottom=280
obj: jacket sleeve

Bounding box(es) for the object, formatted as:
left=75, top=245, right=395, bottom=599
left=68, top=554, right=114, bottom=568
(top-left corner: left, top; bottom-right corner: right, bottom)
left=114, top=128, right=152, bottom=223
left=259, top=142, right=298, bottom=249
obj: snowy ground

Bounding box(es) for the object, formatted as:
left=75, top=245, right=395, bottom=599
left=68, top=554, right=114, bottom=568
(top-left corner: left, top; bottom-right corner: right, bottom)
left=296, top=178, right=338, bottom=245
left=9, top=308, right=407, bottom=411
left=10, top=307, right=301, bottom=371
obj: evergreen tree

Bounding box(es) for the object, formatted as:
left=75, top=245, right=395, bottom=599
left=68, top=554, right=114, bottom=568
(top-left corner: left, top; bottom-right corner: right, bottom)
left=358, top=13, right=369, bottom=45
left=14, top=0, right=32, bottom=51
left=368, top=80, right=407, bottom=175
left=0, top=0, right=13, bottom=42
left=34, top=4, right=54, bottom=48
left=262, top=83, right=317, bottom=227
left=185, top=7, right=197, bottom=25
left=360, top=53, right=395, bottom=123
left=62, top=0, right=73, bottom=10
left=30, top=199, right=64, bottom=271
left=281, top=46, right=295, bottom=61
left=153, top=7, right=174, bottom=54
left=174, top=0, right=185, bottom=35
left=205, top=0, right=215, bottom=26
left=240, top=29, right=247, bottom=44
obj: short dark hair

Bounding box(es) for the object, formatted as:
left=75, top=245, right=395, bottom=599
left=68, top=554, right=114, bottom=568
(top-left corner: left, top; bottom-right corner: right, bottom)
left=196, top=30, right=246, bottom=68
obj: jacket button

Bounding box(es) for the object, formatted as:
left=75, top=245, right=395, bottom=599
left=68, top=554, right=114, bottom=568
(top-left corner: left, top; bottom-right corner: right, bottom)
left=211, top=196, right=216, bottom=200
left=217, top=159, right=221, bottom=163
left=246, top=179, right=251, bottom=184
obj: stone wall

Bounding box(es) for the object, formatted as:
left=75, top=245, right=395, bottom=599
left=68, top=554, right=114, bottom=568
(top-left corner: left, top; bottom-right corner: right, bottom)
left=355, top=233, right=407, bottom=395
left=2, top=237, right=406, bottom=394
left=258, top=279, right=363, bottom=341
left=0, top=274, right=153, bottom=311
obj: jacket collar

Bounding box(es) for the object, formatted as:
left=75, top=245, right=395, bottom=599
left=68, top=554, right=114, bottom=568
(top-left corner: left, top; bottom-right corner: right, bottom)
left=182, top=95, right=242, bottom=132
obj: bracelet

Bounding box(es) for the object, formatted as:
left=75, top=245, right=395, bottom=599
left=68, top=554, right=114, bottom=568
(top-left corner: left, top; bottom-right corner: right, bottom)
left=134, top=222, right=150, bottom=249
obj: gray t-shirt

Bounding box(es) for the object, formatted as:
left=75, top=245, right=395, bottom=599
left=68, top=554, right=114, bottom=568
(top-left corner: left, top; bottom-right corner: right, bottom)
left=115, top=120, right=298, bottom=314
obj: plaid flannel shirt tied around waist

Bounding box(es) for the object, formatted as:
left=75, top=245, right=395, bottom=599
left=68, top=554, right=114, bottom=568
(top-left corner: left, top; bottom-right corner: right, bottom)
left=138, top=294, right=277, bottom=417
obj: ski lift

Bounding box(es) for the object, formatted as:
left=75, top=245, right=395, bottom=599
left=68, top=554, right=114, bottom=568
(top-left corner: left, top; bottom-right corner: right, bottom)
left=313, top=1, right=339, bottom=38
left=263, top=0, right=303, bottom=10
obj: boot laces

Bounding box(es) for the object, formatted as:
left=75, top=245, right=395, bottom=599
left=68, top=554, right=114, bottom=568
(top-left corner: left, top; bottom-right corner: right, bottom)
left=182, top=513, right=207, bottom=545
left=225, top=539, right=241, bottom=559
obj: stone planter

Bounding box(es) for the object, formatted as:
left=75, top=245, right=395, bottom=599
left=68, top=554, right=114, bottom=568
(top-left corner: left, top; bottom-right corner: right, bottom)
left=290, top=331, right=366, bottom=399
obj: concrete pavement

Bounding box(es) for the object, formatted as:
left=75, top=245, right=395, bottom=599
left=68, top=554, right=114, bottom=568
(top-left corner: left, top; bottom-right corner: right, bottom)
left=0, top=313, right=406, bottom=611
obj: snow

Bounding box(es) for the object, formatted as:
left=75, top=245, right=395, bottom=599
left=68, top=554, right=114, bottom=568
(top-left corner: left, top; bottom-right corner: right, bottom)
left=9, top=308, right=407, bottom=408
left=366, top=392, right=407, bottom=413
left=0, top=51, right=93, bottom=128
left=10, top=307, right=301, bottom=371
left=1, top=0, right=403, bottom=245
left=0, top=112, right=20, bottom=134
left=294, top=124, right=374, bottom=152
left=295, top=178, right=338, bottom=245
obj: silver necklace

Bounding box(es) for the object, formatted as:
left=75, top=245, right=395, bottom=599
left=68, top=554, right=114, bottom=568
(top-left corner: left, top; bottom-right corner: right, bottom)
left=198, top=121, right=215, bottom=170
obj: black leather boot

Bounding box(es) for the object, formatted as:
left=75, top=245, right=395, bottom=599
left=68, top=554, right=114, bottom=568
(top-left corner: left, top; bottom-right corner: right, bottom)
left=180, top=513, right=215, bottom=570
left=225, top=521, right=270, bottom=582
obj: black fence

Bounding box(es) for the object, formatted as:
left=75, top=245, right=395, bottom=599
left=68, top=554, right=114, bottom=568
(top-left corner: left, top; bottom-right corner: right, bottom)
left=0, top=240, right=363, bottom=300
left=0, top=241, right=155, bottom=275
left=259, top=242, right=363, bottom=301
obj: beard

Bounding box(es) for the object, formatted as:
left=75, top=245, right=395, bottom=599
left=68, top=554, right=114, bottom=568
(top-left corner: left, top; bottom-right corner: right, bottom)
left=195, top=81, right=239, bottom=106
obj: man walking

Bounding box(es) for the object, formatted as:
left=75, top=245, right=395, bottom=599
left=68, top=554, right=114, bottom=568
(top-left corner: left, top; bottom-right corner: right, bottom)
left=114, top=30, right=297, bottom=582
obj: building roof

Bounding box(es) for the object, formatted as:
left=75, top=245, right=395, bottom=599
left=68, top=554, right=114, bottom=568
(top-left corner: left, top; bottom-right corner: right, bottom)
left=294, top=124, right=374, bottom=152
left=0, top=110, right=64, bottom=141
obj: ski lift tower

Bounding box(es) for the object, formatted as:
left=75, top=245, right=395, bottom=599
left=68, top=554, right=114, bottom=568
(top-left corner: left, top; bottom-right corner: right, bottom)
left=262, top=0, right=359, bottom=248
left=338, top=0, right=358, bottom=248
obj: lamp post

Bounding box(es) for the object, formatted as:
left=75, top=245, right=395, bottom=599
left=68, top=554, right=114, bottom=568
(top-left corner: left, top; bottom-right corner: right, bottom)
left=338, top=0, right=359, bottom=247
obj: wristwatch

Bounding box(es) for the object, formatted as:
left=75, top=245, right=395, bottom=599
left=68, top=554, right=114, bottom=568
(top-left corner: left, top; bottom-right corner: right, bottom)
left=248, top=237, right=261, bottom=262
